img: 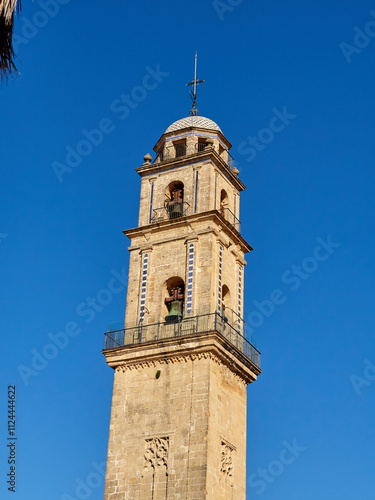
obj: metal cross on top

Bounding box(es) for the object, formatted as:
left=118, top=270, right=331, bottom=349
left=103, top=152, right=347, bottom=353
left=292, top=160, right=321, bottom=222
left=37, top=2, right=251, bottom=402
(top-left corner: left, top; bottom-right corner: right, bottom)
left=186, top=52, right=205, bottom=116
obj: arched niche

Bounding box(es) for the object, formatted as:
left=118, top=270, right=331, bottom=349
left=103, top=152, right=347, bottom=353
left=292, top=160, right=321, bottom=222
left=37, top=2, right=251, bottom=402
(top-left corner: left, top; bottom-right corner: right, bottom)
left=165, top=181, right=184, bottom=219
left=162, top=276, right=185, bottom=323
left=221, top=284, right=232, bottom=317
left=220, top=189, right=228, bottom=215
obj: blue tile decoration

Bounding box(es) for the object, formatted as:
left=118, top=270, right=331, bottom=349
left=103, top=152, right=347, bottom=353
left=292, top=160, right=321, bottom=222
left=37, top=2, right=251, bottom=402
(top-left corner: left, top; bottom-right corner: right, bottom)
left=238, top=265, right=242, bottom=332
left=186, top=243, right=195, bottom=314
left=140, top=253, right=148, bottom=321
left=218, top=246, right=223, bottom=310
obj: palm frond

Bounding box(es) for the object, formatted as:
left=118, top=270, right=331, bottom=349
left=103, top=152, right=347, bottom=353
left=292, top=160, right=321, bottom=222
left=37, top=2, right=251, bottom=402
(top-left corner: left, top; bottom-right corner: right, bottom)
left=0, top=0, right=19, bottom=22
left=0, top=0, right=21, bottom=83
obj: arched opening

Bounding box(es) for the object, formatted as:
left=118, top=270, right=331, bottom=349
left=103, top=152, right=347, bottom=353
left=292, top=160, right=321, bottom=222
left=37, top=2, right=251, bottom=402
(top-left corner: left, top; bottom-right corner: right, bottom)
left=165, top=181, right=184, bottom=219
left=220, top=189, right=228, bottom=216
left=221, top=284, right=231, bottom=320
left=162, top=276, right=185, bottom=323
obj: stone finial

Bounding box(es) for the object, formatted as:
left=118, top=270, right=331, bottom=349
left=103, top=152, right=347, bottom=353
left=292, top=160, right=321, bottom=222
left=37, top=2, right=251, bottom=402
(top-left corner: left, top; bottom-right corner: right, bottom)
left=232, top=167, right=239, bottom=176
left=143, top=153, right=152, bottom=166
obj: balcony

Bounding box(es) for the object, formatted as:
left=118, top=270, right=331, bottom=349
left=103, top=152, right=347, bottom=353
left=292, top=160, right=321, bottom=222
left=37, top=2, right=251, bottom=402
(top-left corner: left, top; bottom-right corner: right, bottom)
left=154, top=144, right=186, bottom=162
left=103, top=311, right=261, bottom=369
left=224, top=150, right=235, bottom=169
left=195, top=142, right=208, bottom=153
left=219, top=206, right=241, bottom=232
left=150, top=202, right=190, bottom=223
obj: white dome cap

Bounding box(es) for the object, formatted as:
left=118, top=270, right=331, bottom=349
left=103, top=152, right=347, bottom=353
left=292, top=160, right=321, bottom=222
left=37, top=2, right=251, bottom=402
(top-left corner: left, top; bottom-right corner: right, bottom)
left=165, top=116, right=221, bottom=133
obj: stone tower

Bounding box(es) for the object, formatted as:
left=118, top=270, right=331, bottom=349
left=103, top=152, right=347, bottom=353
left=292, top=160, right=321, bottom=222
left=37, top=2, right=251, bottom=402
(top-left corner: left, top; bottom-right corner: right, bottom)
left=102, top=115, right=261, bottom=499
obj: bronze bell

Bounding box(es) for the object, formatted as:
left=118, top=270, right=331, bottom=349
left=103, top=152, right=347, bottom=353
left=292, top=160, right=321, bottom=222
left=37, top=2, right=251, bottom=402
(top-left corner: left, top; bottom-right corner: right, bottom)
left=167, top=201, right=183, bottom=219
left=165, top=300, right=183, bottom=323
left=167, top=189, right=184, bottom=219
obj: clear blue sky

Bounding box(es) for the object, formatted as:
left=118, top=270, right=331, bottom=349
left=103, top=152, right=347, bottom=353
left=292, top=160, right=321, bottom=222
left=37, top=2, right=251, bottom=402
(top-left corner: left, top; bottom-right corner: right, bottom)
left=1, top=0, right=375, bottom=498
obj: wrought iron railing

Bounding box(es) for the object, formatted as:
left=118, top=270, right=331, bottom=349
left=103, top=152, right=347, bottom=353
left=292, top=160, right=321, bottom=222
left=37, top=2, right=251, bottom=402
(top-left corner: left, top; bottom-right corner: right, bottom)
left=150, top=202, right=190, bottom=223
left=175, top=143, right=186, bottom=157
left=195, top=142, right=209, bottom=152
left=153, top=145, right=171, bottom=163
left=225, top=150, right=235, bottom=169
left=103, top=312, right=260, bottom=369
left=219, top=207, right=241, bottom=232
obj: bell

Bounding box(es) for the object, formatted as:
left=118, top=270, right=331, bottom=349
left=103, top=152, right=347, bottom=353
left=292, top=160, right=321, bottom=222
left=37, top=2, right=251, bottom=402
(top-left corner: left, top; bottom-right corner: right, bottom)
left=168, top=202, right=183, bottom=219
left=165, top=300, right=183, bottom=323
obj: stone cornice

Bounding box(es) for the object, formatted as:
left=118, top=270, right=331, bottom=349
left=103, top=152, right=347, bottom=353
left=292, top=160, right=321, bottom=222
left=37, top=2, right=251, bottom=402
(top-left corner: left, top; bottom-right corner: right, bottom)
left=136, top=150, right=245, bottom=192
left=123, top=210, right=253, bottom=254
left=102, top=330, right=261, bottom=385
left=115, top=353, right=248, bottom=387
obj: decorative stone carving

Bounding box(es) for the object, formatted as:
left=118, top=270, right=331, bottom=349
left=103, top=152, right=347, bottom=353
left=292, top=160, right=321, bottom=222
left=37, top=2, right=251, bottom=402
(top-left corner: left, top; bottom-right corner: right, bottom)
left=221, top=441, right=234, bottom=482
left=115, top=351, right=249, bottom=385
left=143, top=437, right=169, bottom=474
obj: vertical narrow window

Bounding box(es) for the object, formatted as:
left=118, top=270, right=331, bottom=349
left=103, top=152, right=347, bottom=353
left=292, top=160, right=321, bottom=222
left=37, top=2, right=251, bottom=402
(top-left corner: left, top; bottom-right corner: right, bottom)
left=140, top=253, right=149, bottom=322
left=218, top=246, right=223, bottom=311
left=197, top=138, right=207, bottom=152
left=142, top=437, right=169, bottom=498
left=174, top=140, right=186, bottom=158
left=186, top=243, right=195, bottom=314
left=149, top=182, right=154, bottom=224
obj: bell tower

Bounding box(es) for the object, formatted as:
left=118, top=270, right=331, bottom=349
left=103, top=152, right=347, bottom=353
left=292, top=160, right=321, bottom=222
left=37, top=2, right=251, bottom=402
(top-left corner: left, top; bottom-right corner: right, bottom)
left=102, top=114, right=261, bottom=499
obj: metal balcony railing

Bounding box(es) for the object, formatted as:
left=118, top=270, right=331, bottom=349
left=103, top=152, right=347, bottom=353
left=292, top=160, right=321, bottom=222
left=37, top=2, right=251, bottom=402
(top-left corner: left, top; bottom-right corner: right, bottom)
left=153, top=145, right=172, bottom=163
left=219, top=207, right=241, bottom=232
left=153, top=144, right=186, bottom=162
left=195, top=142, right=209, bottom=152
left=150, top=202, right=190, bottom=223
left=217, top=149, right=235, bottom=169
left=103, top=311, right=260, bottom=369
left=225, top=150, right=235, bottom=169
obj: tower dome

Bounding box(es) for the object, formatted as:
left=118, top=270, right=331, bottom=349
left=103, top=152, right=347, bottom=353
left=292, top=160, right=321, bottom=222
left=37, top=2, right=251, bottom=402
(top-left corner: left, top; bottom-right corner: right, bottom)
left=165, top=115, right=222, bottom=134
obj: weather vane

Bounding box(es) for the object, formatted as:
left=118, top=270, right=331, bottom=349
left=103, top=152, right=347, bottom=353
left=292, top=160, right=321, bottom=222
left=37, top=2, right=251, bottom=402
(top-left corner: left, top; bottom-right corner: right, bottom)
left=186, top=52, right=205, bottom=116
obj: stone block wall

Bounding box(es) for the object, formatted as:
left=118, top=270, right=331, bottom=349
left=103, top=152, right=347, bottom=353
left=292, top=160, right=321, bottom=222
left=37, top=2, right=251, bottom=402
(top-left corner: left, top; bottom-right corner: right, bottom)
left=104, top=345, right=251, bottom=500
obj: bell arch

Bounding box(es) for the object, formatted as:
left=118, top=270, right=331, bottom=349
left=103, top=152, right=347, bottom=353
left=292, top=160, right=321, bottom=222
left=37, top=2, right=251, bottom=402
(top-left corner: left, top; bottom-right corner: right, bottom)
left=220, top=189, right=228, bottom=215
left=221, top=284, right=232, bottom=318
left=162, top=276, right=185, bottom=323
left=165, top=181, right=184, bottom=219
